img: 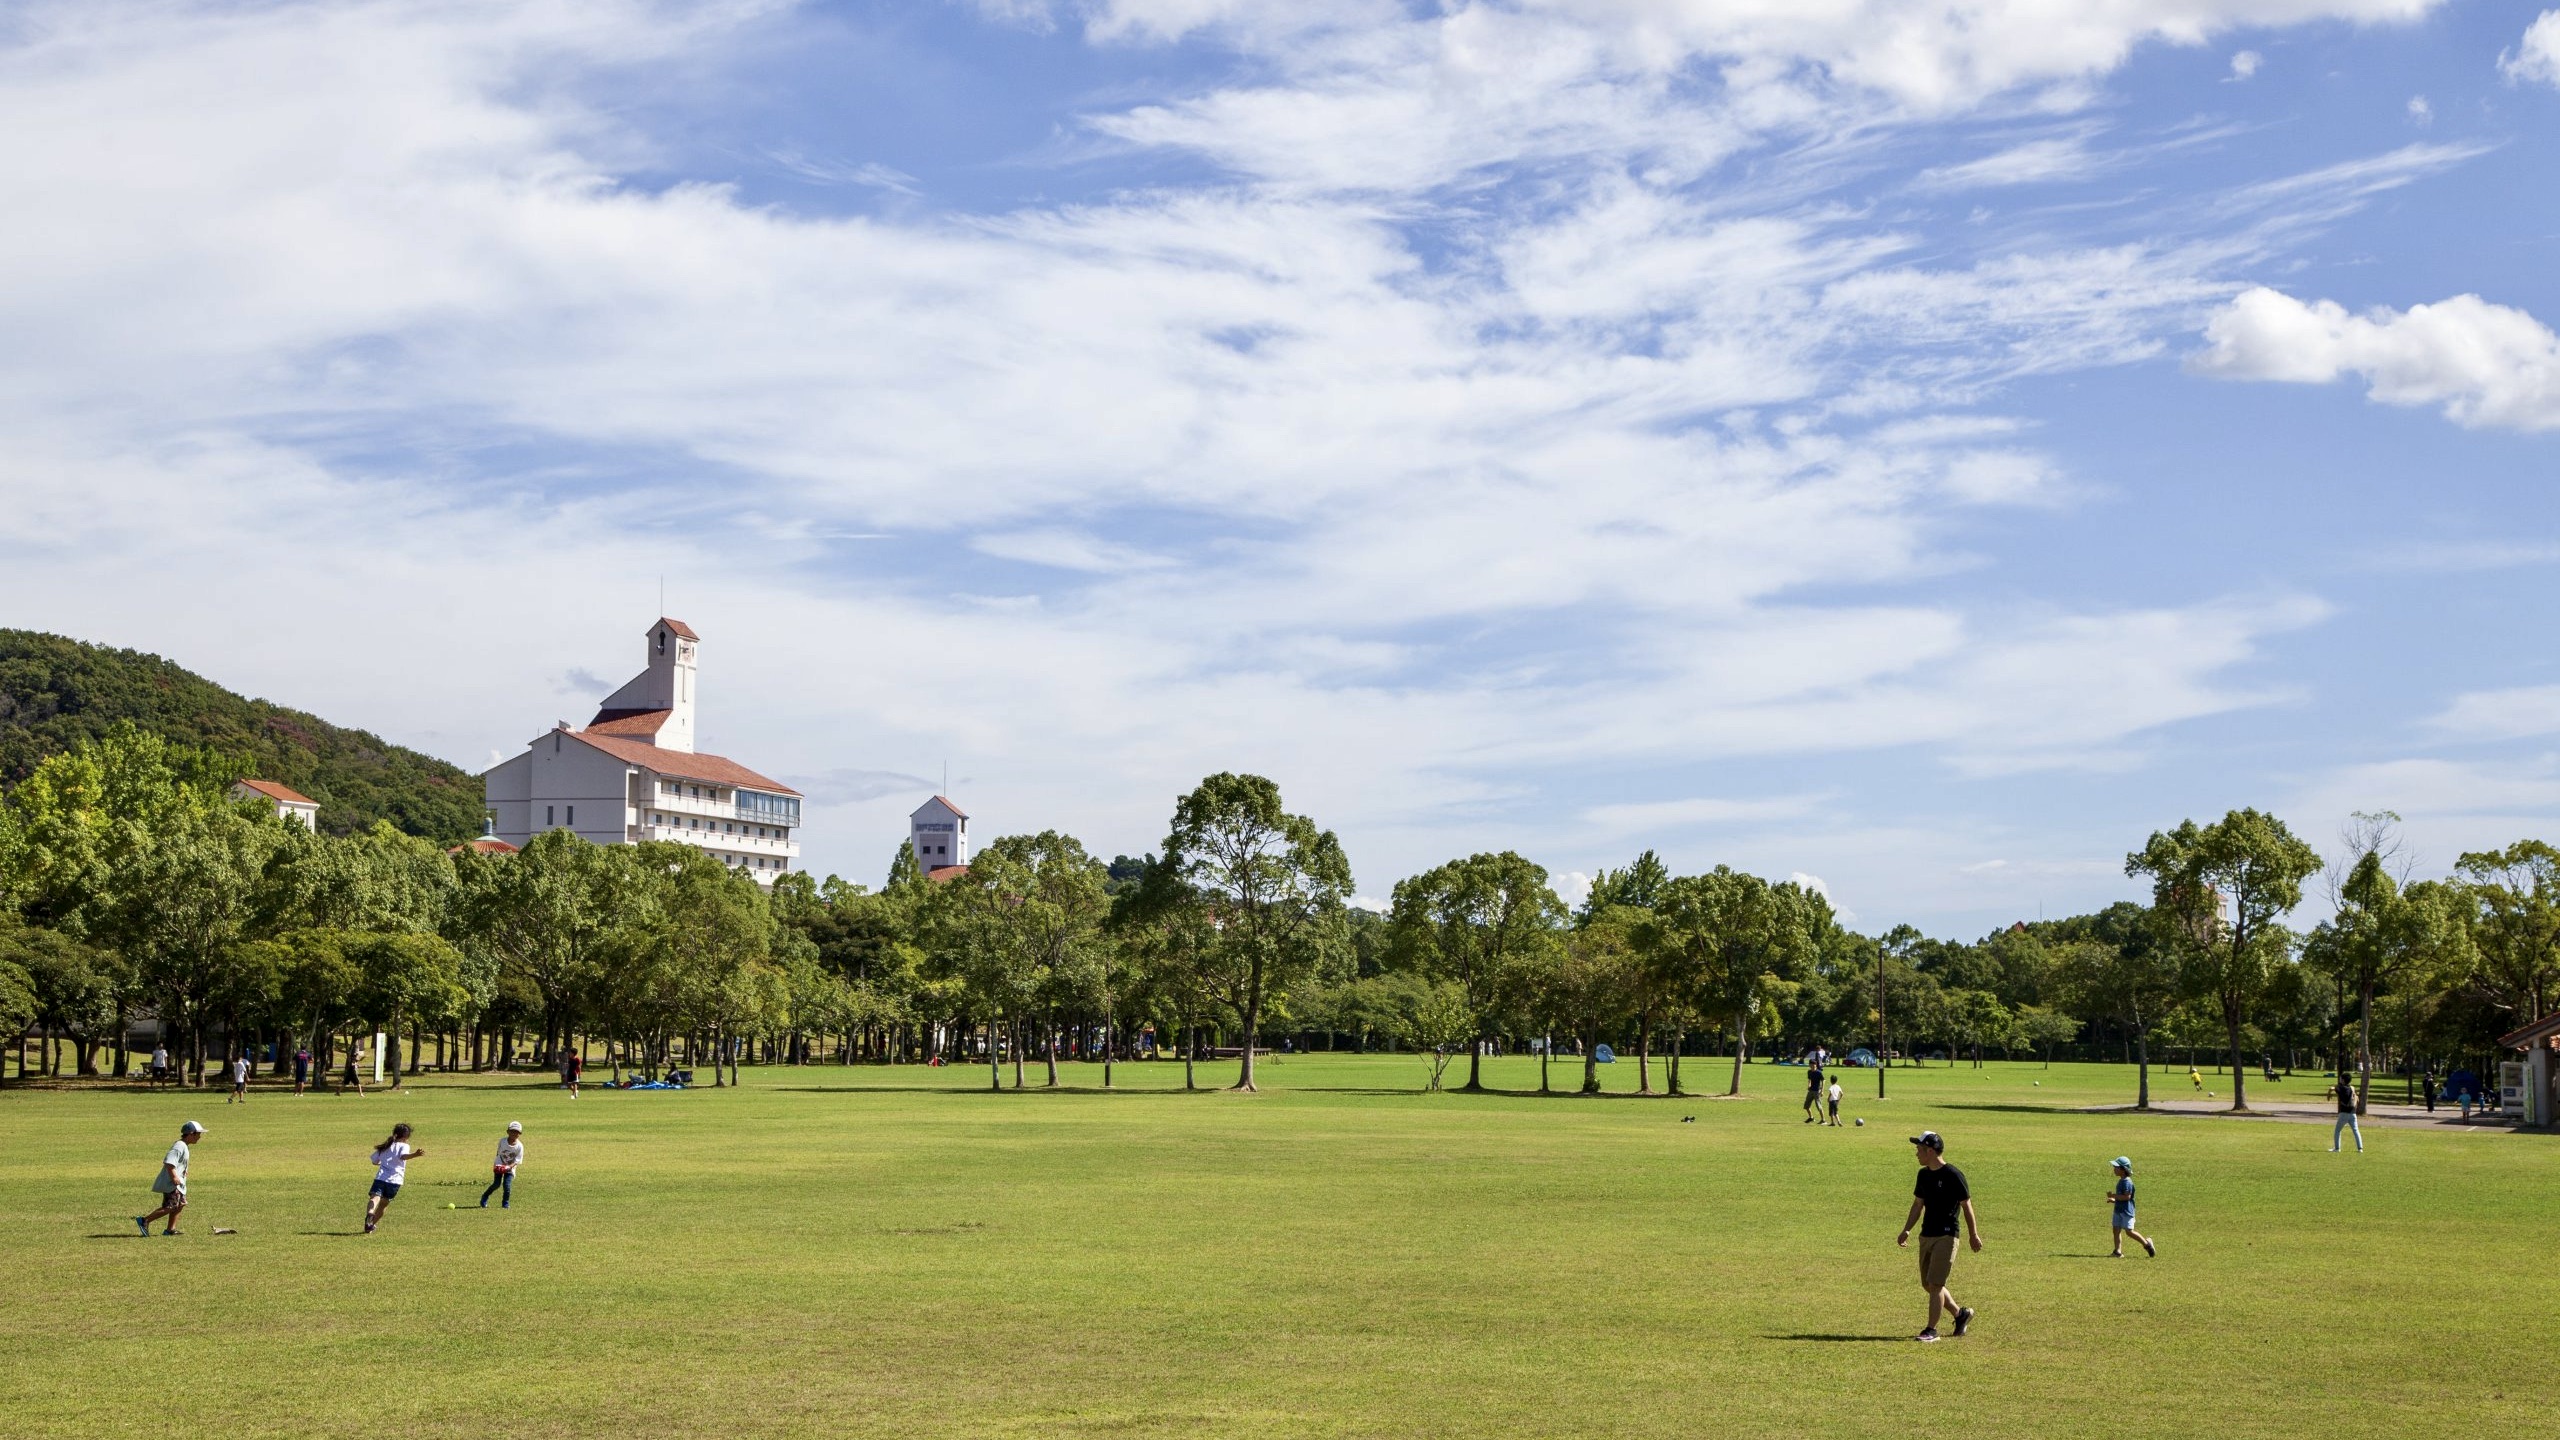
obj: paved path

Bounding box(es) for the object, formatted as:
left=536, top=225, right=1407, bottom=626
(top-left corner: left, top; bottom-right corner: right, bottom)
left=2085, top=1097, right=2531, bottom=1132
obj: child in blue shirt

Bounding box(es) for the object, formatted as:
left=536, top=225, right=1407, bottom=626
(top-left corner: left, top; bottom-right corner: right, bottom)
left=2107, top=1157, right=2155, bottom=1258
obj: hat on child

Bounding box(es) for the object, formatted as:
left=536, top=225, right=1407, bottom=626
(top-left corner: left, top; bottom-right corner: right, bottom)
left=506, top=1121, right=523, bottom=1132
left=2111, top=1156, right=2133, bottom=1173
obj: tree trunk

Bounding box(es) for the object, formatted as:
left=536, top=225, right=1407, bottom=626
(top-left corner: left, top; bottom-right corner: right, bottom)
left=1728, top=1011, right=1747, bottom=1096
left=2356, top=979, right=2374, bottom=1114
left=1636, top=1015, right=1653, bottom=1095
left=1044, top=1013, right=1059, bottom=1088
left=1463, top=1022, right=1484, bottom=1092
left=1539, top=1032, right=1551, bottom=1094
left=2134, top=1028, right=2150, bottom=1110
left=1233, top=958, right=1266, bottom=1092
left=988, top=1018, right=1001, bottom=1092
left=2223, top=998, right=2249, bottom=1112
left=1182, top=1019, right=1196, bottom=1091
left=1103, top=1018, right=1114, bottom=1089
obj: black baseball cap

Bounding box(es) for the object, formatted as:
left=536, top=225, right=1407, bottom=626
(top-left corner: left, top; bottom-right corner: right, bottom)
left=1909, top=1130, right=1944, bottom=1151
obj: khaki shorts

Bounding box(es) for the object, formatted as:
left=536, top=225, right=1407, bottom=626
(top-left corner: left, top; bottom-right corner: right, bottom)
left=1917, top=1235, right=1956, bottom=1292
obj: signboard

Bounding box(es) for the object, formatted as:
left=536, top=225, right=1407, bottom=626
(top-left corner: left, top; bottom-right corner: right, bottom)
left=2499, top=1060, right=2526, bottom=1118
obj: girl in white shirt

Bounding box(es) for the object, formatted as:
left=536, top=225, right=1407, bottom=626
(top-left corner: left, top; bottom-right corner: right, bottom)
left=478, top=1123, right=524, bottom=1209
left=363, top=1123, right=426, bottom=1234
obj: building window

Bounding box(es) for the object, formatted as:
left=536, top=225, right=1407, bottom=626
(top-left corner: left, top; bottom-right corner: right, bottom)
left=566, top=805, right=575, bottom=825
left=545, top=806, right=555, bottom=827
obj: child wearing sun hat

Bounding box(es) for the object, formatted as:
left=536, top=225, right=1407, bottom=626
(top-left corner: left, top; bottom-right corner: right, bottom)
left=2107, top=1157, right=2155, bottom=1258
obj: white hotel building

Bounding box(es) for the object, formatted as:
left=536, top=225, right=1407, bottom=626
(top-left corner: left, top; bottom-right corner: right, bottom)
left=482, top=618, right=803, bottom=882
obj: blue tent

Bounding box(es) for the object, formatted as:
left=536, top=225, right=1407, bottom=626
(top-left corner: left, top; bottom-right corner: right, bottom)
left=1593, top=1044, right=1616, bottom=1064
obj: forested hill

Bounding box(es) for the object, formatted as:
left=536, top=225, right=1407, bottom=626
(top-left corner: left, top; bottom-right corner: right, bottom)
left=0, top=629, right=482, bottom=843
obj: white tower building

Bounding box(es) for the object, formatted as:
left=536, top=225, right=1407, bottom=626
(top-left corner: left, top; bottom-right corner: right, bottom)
left=910, top=796, right=969, bottom=875
left=591, top=617, right=698, bottom=753
left=481, top=618, right=801, bottom=884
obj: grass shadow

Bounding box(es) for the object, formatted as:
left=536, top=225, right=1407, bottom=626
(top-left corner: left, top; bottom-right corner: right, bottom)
left=1766, top=1333, right=1907, bottom=1343
left=771, top=1084, right=1216, bottom=1096
left=1937, top=1102, right=2081, bottom=1115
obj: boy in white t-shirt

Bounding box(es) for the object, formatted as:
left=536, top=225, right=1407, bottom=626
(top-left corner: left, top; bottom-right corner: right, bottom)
left=1826, top=1078, right=1844, bottom=1126
left=136, top=1121, right=204, bottom=1236
left=363, top=1123, right=427, bottom=1234
left=479, top=1123, right=525, bottom=1209
left=228, top=1053, right=252, bottom=1103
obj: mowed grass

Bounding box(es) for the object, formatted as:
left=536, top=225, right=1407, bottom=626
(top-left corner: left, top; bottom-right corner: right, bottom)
left=2, top=1053, right=2552, bottom=1439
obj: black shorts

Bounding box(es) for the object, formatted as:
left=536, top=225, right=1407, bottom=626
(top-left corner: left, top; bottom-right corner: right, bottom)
left=369, top=1178, right=402, bottom=1200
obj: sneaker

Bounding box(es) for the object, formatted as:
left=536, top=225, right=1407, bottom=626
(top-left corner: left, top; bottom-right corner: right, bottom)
left=1916, top=1329, right=1940, bottom=1343
left=134, top=1217, right=152, bottom=1236
left=2141, top=1237, right=2156, bottom=1257
left=1953, top=1307, right=1974, bottom=1337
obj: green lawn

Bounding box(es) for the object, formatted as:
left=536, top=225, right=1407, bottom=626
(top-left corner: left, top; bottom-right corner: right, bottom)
left=2, top=1053, right=2550, bottom=1438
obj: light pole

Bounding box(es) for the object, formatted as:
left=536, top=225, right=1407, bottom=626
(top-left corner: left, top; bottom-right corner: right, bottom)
left=1877, top=950, right=1889, bottom=1099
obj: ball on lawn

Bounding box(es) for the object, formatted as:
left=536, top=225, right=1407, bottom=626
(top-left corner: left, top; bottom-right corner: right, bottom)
left=446, top=1202, right=456, bottom=1209
left=1854, top=1118, right=1865, bottom=1126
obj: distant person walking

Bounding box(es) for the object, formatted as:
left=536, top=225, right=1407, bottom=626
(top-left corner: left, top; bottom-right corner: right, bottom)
left=2419, top=1067, right=2435, bottom=1114
left=2331, top=1072, right=2364, bottom=1153
left=364, top=1123, right=425, bottom=1234
left=150, top=1044, right=170, bottom=1087
left=479, top=1122, right=525, bottom=1208
left=342, top=1042, right=365, bottom=1097
left=134, top=1121, right=203, bottom=1236
left=1803, top=1063, right=1825, bottom=1123
left=293, top=1046, right=312, bottom=1095
left=1826, top=1078, right=1844, bottom=1126
left=560, top=1049, right=582, bottom=1098
left=227, top=1051, right=251, bottom=1103
left=1896, top=1130, right=1980, bottom=1342
left=2105, top=1157, right=2154, bottom=1257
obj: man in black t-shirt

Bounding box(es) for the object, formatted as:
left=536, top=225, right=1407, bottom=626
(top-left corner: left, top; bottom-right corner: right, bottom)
left=1896, top=1130, right=1981, bottom=1342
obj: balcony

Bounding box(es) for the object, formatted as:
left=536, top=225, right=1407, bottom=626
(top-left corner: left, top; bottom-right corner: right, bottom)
left=637, top=785, right=800, bottom=832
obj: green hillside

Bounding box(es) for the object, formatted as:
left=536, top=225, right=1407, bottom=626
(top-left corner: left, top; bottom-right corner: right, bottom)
left=0, top=629, right=482, bottom=843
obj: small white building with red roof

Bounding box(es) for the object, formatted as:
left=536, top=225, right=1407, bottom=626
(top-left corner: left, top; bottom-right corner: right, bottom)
left=911, top=795, right=969, bottom=878
left=480, top=618, right=802, bottom=882
left=232, top=778, right=319, bottom=830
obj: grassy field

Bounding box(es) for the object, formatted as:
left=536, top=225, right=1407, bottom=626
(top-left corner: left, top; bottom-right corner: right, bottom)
left=2, top=1052, right=2551, bottom=1438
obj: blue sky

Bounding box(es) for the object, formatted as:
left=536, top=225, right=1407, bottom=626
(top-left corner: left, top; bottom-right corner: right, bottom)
left=3, top=0, right=2558, bottom=933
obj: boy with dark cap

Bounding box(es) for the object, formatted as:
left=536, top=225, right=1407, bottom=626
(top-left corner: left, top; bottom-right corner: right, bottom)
left=1895, top=1130, right=1980, bottom=1342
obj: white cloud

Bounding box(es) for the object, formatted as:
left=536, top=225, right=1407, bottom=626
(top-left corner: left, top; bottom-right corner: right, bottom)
left=1583, top=794, right=1830, bottom=830
left=2425, top=686, right=2560, bottom=742
left=2405, top=94, right=2431, bottom=124
left=2229, top=49, right=2263, bottom=79
left=0, top=0, right=2462, bottom=907
left=2193, top=287, right=2560, bottom=430
left=1912, top=136, right=2102, bottom=191
left=2502, top=10, right=2560, bottom=88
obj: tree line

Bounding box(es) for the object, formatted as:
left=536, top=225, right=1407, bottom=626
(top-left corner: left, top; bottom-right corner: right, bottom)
left=2, top=728, right=2552, bottom=1110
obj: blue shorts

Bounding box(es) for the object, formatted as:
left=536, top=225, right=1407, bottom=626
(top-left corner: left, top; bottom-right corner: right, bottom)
left=369, top=1179, right=402, bottom=1200
left=2113, top=1206, right=2136, bottom=1228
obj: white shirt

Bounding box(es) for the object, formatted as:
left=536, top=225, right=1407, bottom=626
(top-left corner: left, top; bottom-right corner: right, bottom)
left=163, top=1140, right=191, bottom=1190
left=372, top=1141, right=414, bottom=1186
left=493, top=1138, right=524, bottom=1170
left=232, top=1057, right=250, bottom=1082
left=1827, top=1082, right=1842, bottom=1102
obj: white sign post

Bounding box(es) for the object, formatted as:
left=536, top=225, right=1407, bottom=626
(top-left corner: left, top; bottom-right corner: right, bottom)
left=373, top=1031, right=386, bottom=1084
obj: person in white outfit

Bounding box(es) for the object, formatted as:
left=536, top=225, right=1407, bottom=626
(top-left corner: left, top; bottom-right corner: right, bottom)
left=364, top=1123, right=427, bottom=1233
left=479, top=1123, right=525, bottom=1209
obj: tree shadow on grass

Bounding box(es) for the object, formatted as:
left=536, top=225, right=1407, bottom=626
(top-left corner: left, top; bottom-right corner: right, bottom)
left=297, top=1230, right=367, bottom=1237
left=1766, top=1334, right=1907, bottom=1343
left=771, top=1085, right=1211, bottom=1097
left=1936, top=1102, right=2082, bottom=1115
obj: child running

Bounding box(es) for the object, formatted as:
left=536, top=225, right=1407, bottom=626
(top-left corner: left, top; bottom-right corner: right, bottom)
left=363, top=1123, right=425, bottom=1233
left=1826, top=1077, right=1844, bottom=1126
left=2106, top=1157, right=2154, bottom=1257
left=479, top=1122, right=525, bottom=1209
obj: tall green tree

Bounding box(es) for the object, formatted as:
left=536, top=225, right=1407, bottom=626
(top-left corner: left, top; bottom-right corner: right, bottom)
left=1153, top=774, right=1351, bottom=1092
left=1651, top=867, right=1825, bottom=1095
left=107, top=805, right=288, bottom=1084
left=2057, top=928, right=2178, bottom=1107
left=1386, top=851, right=1564, bottom=1092
left=451, top=830, right=640, bottom=1061
left=1549, top=906, right=1641, bottom=1094
left=2313, top=824, right=2480, bottom=1109
left=2455, top=840, right=2560, bottom=1027
left=2126, top=808, right=2322, bottom=1112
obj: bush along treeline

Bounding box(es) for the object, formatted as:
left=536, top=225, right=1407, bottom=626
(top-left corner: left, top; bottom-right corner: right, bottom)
left=1, top=729, right=2553, bottom=1110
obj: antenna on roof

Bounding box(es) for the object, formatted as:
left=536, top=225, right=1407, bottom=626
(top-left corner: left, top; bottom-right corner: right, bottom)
left=942, top=759, right=948, bottom=797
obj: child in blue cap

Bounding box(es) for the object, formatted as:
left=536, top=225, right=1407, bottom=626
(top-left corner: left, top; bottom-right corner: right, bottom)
left=2107, top=1157, right=2154, bottom=1258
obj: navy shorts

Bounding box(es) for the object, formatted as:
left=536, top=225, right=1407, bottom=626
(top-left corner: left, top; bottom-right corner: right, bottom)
left=369, top=1179, right=402, bottom=1200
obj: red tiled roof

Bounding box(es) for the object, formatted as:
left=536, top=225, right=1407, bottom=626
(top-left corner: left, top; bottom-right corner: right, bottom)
left=2499, top=1013, right=2560, bottom=1049
left=918, top=794, right=968, bottom=819
left=451, top=838, right=519, bottom=855
left=235, top=778, right=316, bottom=806
left=586, top=708, right=670, bottom=738
left=657, top=617, right=699, bottom=640
left=568, top=729, right=800, bottom=796
left=927, top=864, right=971, bottom=883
